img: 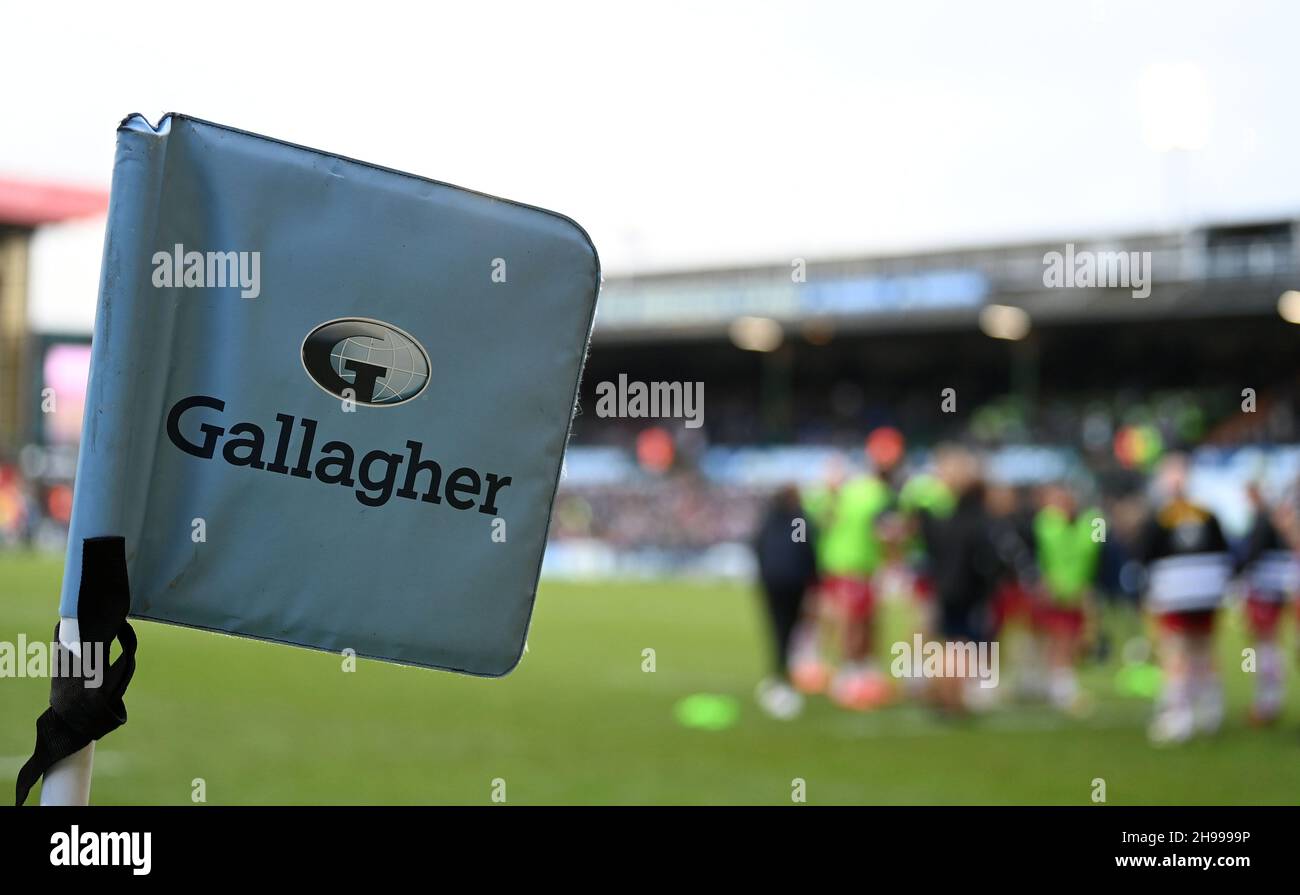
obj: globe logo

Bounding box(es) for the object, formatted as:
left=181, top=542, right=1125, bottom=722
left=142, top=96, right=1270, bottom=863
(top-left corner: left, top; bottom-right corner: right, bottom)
left=301, top=318, right=431, bottom=406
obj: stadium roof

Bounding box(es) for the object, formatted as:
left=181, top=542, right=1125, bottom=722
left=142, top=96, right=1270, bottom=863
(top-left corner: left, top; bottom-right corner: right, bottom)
left=0, top=177, right=109, bottom=227
left=595, top=218, right=1300, bottom=340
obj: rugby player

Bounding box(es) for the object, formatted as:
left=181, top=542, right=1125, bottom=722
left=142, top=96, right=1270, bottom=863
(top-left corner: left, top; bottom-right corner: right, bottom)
left=1236, top=481, right=1300, bottom=726
left=1136, top=454, right=1232, bottom=745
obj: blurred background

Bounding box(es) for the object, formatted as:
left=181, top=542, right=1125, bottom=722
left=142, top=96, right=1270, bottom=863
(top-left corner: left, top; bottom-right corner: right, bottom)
left=2, top=1, right=1300, bottom=803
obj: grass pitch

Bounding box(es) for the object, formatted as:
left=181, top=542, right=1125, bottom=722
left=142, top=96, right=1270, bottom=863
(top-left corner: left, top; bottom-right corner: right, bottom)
left=2, top=552, right=1298, bottom=804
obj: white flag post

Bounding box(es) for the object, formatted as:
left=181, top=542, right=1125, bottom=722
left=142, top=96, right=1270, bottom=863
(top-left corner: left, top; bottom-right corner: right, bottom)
left=38, top=618, right=95, bottom=806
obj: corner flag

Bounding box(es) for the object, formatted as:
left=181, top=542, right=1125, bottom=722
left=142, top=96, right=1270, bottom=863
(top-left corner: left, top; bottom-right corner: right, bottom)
left=60, top=113, right=600, bottom=675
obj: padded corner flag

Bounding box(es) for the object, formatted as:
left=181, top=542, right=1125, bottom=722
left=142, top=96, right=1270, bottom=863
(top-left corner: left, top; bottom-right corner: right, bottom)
left=61, top=113, right=600, bottom=676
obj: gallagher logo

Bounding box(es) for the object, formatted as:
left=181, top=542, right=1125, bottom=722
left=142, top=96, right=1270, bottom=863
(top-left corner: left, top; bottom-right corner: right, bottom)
left=301, top=317, right=430, bottom=407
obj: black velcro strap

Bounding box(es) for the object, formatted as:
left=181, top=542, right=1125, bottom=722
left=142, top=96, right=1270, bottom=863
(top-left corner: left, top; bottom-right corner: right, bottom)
left=15, top=536, right=138, bottom=806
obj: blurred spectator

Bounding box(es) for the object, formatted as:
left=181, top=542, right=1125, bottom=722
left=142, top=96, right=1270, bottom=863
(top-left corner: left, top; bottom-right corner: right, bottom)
left=751, top=484, right=818, bottom=720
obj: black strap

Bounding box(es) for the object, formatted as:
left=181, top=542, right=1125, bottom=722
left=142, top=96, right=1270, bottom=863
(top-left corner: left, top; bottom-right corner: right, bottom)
left=15, top=536, right=137, bottom=806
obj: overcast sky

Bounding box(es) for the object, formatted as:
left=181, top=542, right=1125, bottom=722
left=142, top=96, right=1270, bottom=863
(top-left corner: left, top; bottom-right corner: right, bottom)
left=4, top=0, right=1297, bottom=274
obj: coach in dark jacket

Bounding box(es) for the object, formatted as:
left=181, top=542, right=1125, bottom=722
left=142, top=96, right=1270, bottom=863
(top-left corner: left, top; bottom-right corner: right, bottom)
left=753, top=485, right=818, bottom=679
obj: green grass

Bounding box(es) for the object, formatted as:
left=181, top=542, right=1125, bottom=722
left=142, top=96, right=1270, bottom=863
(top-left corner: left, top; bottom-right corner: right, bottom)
left=2, top=551, right=1298, bottom=804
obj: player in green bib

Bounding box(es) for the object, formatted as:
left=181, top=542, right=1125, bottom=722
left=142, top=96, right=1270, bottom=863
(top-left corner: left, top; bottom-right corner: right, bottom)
left=805, top=476, right=891, bottom=580
left=1031, top=483, right=1103, bottom=714
left=796, top=454, right=894, bottom=710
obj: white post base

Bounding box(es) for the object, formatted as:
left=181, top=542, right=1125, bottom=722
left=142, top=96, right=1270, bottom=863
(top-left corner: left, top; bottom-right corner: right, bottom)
left=39, top=744, right=94, bottom=806
left=39, top=617, right=94, bottom=806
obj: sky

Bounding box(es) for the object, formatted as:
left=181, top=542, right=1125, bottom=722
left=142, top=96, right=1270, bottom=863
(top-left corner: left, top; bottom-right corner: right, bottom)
left=3, top=0, right=1298, bottom=274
